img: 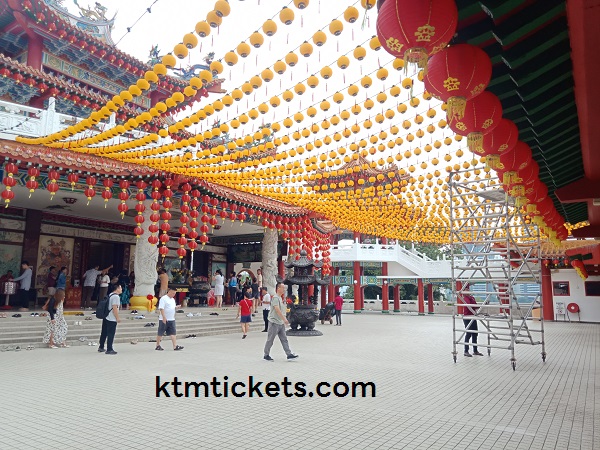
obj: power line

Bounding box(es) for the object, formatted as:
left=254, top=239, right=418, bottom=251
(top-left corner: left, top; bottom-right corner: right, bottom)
left=115, top=0, right=161, bottom=46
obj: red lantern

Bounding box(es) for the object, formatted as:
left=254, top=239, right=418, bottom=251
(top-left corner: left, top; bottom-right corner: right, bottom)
left=495, top=141, right=532, bottom=184
left=148, top=235, right=159, bottom=245
left=448, top=91, right=502, bottom=153
left=177, top=247, right=187, bottom=259
left=47, top=169, right=60, bottom=199
left=479, top=118, right=519, bottom=157
left=134, top=226, right=144, bottom=238
left=376, top=0, right=457, bottom=68
left=424, top=43, right=492, bottom=120
left=159, top=245, right=169, bottom=257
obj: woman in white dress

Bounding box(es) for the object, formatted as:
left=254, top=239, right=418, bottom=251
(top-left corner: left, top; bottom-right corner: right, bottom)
left=213, top=269, right=224, bottom=308
left=43, top=289, right=68, bottom=348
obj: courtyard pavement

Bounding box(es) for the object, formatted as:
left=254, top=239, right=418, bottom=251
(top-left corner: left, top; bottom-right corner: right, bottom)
left=1, top=313, right=598, bottom=450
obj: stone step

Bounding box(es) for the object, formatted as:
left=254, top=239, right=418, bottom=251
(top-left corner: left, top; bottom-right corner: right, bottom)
left=0, top=310, right=266, bottom=347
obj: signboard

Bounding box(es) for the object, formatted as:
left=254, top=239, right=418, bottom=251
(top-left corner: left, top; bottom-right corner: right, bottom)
left=555, top=301, right=566, bottom=315
left=332, top=261, right=353, bottom=268
left=422, top=278, right=452, bottom=284
left=363, top=261, right=383, bottom=268
left=387, top=278, right=418, bottom=285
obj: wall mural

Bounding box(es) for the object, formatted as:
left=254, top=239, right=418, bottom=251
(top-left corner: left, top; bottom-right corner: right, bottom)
left=0, top=244, right=22, bottom=280
left=35, top=235, right=74, bottom=289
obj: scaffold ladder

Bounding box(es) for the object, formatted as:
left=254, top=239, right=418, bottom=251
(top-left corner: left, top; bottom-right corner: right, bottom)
left=449, top=171, right=546, bottom=370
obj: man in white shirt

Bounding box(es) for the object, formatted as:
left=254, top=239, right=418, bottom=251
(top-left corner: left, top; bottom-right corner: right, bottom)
left=82, top=264, right=112, bottom=308
left=260, top=286, right=271, bottom=332
left=155, top=288, right=183, bottom=351
left=13, top=261, right=32, bottom=312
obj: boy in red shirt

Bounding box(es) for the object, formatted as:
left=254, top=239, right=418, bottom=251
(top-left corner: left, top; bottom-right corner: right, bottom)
left=237, top=288, right=254, bottom=339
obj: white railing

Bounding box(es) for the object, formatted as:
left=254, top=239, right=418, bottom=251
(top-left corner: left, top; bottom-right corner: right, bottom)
left=330, top=242, right=452, bottom=278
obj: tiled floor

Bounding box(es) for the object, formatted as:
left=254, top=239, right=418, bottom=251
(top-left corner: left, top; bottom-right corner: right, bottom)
left=1, top=314, right=597, bottom=449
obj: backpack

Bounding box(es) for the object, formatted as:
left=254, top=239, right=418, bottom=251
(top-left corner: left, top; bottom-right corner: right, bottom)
left=95, top=294, right=112, bottom=319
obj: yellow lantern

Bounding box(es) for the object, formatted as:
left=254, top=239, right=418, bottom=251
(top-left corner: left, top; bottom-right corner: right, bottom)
left=361, top=0, right=376, bottom=10
left=263, top=19, right=277, bottom=36
left=397, top=103, right=408, bottom=114
left=282, top=90, right=294, bottom=102
left=337, top=55, right=350, bottom=69
left=242, top=82, right=253, bottom=95
left=248, top=109, right=259, bottom=120
left=243, top=32, right=261, bottom=50
left=402, top=78, right=413, bottom=90
left=183, top=86, right=196, bottom=97
left=369, top=35, right=382, bottom=51
left=299, top=41, right=313, bottom=57
left=377, top=92, right=387, bottom=104
left=285, top=52, right=299, bottom=67
left=162, top=53, right=176, bottom=68
left=280, top=6, right=294, bottom=25
left=199, top=70, right=213, bottom=84
left=329, top=19, right=343, bottom=36
left=390, top=85, right=401, bottom=97
left=344, top=6, right=359, bottom=23
left=331, top=91, right=343, bottom=104
left=214, top=0, right=231, bottom=17
left=364, top=99, right=374, bottom=110
left=361, top=75, right=372, bottom=89
left=377, top=67, right=389, bottom=81
left=261, top=68, right=274, bottom=82
left=237, top=42, right=251, bottom=58
left=231, top=88, right=243, bottom=101
left=294, top=83, right=306, bottom=95
left=353, top=46, right=367, bottom=61
left=270, top=96, right=281, bottom=107
left=210, top=60, right=223, bottom=74
left=195, top=21, right=211, bottom=37
left=320, top=66, right=333, bottom=79
left=183, top=33, right=198, bottom=49
left=293, top=0, right=309, bottom=8
left=294, top=112, right=304, bottom=123
left=224, top=51, right=238, bottom=66
left=320, top=100, right=331, bottom=111
left=258, top=103, right=269, bottom=115
left=274, top=60, right=286, bottom=75
left=250, top=75, right=262, bottom=89
left=313, top=30, right=327, bottom=47
left=206, top=11, right=222, bottom=28
left=136, top=78, right=150, bottom=91
left=307, top=75, right=319, bottom=88
left=348, top=84, right=359, bottom=97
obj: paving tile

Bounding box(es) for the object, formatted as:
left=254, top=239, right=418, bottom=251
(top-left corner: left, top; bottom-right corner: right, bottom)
left=1, top=314, right=598, bottom=449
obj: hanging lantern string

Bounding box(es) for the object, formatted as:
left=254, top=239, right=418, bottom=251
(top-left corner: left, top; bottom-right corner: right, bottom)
left=115, top=0, right=162, bottom=46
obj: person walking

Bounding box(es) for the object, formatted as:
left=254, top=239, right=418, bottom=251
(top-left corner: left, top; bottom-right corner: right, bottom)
left=56, top=267, right=67, bottom=291
left=43, top=289, right=68, bottom=348
left=236, top=289, right=253, bottom=339
left=334, top=292, right=344, bottom=326
left=98, top=284, right=122, bottom=355
left=462, top=294, right=483, bottom=357
left=13, top=261, right=33, bottom=312
left=228, top=271, right=238, bottom=305
left=263, top=282, right=298, bottom=361
left=98, top=271, right=110, bottom=302
left=213, top=269, right=224, bottom=308
left=46, top=266, right=57, bottom=297
left=155, top=288, right=183, bottom=351
left=82, top=264, right=111, bottom=308
left=260, top=286, right=270, bottom=332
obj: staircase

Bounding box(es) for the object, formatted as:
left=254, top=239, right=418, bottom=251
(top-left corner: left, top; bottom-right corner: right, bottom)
left=0, top=308, right=264, bottom=349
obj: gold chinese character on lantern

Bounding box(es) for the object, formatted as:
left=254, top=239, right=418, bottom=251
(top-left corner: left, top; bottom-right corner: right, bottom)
left=443, top=76, right=460, bottom=91
left=414, top=24, right=436, bottom=42
left=386, top=37, right=404, bottom=53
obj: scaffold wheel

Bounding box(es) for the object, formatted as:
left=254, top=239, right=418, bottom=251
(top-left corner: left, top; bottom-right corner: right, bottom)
left=452, top=354, right=457, bottom=363
left=542, top=352, right=547, bottom=362
left=487, top=348, right=491, bottom=356
left=511, top=360, right=516, bottom=371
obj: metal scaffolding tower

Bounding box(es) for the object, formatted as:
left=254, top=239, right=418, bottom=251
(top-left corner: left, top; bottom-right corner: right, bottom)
left=449, top=171, right=546, bottom=370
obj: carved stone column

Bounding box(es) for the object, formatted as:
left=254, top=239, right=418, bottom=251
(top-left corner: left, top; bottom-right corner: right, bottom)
left=261, top=228, right=278, bottom=295
left=130, top=207, right=158, bottom=311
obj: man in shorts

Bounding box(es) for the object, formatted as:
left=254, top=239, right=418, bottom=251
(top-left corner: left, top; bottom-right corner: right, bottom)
left=155, top=288, right=183, bottom=351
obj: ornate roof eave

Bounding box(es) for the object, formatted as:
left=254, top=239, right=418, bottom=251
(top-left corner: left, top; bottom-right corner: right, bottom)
left=44, top=0, right=116, bottom=46
left=0, top=140, right=157, bottom=177
left=13, top=0, right=189, bottom=89
left=284, top=250, right=323, bottom=268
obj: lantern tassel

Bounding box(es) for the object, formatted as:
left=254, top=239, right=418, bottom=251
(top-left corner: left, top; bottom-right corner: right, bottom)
left=467, top=132, right=483, bottom=154
left=447, top=96, right=467, bottom=122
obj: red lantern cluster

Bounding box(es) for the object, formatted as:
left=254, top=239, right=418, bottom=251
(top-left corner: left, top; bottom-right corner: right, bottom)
left=118, top=179, right=130, bottom=218
left=2, top=163, right=18, bottom=207
left=84, top=176, right=96, bottom=204
left=147, top=179, right=162, bottom=246
left=47, top=169, right=60, bottom=199
left=26, top=166, right=40, bottom=198
left=133, top=180, right=147, bottom=238
left=101, top=177, right=114, bottom=207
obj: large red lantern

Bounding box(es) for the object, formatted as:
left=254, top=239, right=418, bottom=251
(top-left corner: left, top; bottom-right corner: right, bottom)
left=424, top=43, right=492, bottom=120
left=376, top=0, right=457, bottom=68
left=479, top=118, right=519, bottom=157
left=494, top=141, right=532, bottom=184
left=448, top=91, right=502, bottom=153
left=47, top=169, right=60, bottom=199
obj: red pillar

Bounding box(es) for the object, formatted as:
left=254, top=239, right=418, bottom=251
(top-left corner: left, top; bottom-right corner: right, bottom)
left=353, top=260, right=362, bottom=313
left=427, top=283, right=434, bottom=314
left=320, top=284, right=327, bottom=308
left=278, top=259, right=285, bottom=278
left=381, top=271, right=389, bottom=314
left=541, top=263, right=555, bottom=321
left=27, top=34, right=44, bottom=70
left=393, top=285, right=400, bottom=312
left=417, top=279, right=425, bottom=315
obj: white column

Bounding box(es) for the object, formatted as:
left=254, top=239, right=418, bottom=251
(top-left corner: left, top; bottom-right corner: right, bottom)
left=133, top=207, right=158, bottom=298
left=261, top=228, right=278, bottom=295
